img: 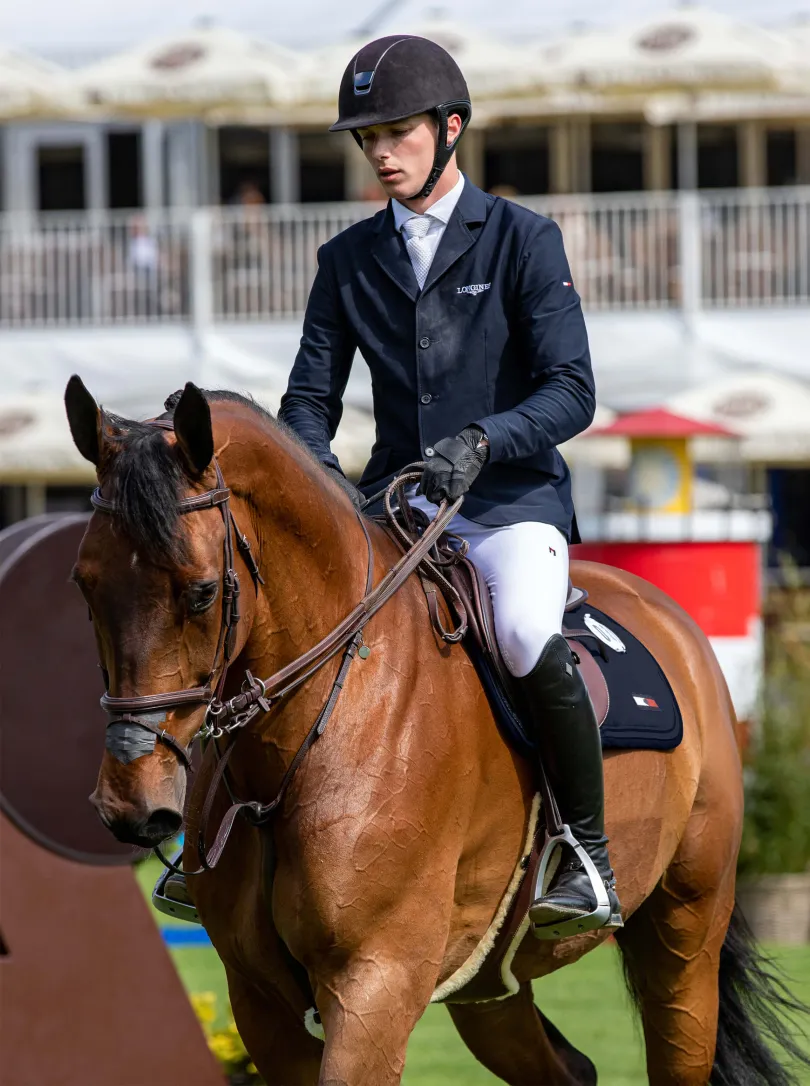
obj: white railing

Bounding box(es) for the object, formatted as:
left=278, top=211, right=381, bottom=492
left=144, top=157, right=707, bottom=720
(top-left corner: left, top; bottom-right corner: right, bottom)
left=0, top=212, right=191, bottom=326
left=0, top=187, right=808, bottom=328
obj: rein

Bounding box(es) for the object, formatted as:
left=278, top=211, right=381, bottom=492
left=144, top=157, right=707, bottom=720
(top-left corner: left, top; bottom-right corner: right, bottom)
left=91, top=425, right=464, bottom=875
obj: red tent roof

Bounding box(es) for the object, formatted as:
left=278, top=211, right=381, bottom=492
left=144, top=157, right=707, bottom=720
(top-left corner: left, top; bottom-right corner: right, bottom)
left=587, top=407, right=738, bottom=439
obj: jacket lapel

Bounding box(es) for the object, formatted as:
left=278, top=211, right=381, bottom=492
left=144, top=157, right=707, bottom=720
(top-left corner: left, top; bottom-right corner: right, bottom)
left=422, top=180, right=489, bottom=294
left=371, top=205, right=420, bottom=302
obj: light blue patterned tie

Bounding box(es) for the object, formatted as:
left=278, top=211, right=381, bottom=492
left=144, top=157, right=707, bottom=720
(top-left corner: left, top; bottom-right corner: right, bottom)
left=401, top=215, right=433, bottom=289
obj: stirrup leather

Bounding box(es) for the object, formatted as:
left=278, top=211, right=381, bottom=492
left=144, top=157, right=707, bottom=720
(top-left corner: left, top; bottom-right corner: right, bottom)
left=529, top=825, right=619, bottom=940
left=151, top=852, right=201, bottom=925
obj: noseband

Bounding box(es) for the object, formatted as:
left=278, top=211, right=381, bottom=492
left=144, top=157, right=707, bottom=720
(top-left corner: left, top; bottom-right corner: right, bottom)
left=90, top=419, right=466, bottom=873
left=91, top=420, right=263, bottom=771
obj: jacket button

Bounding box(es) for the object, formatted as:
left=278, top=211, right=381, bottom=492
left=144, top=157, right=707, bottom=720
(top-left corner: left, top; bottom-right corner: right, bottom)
left=425, top=447, right=435, bottom=457
left=420, top=393, right=432, bottom=404
left=419, top=336, right=430, bottom=349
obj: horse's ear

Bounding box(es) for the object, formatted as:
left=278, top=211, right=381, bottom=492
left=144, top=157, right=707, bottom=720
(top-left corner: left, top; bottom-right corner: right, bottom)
left=173, top=383, right=214, bottom=476
left=64, top=375, right=102, bottom=466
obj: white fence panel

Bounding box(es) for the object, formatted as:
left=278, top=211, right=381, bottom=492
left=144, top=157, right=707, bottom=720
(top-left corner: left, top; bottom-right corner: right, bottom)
left=701, top=187, right=810, bottom=307
left=0, top=188, right=808, bottom=328
left=0, top=211, right=190, bottom=327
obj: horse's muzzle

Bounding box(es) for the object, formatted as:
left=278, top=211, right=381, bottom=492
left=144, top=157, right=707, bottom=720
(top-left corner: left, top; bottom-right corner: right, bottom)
left=97, top=803, right=183, bottom=848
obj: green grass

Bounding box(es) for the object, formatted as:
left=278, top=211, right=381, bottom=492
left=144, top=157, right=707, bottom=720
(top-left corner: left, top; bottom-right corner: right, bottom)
left=138, top=858, right=810, bottom=1084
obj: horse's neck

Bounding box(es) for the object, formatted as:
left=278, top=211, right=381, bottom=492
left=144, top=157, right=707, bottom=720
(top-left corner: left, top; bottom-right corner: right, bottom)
left=216, top=412, right=368, bottom=786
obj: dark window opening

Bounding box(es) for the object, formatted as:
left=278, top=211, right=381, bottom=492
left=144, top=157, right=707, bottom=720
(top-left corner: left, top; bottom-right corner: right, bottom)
left=218, top=126, right=270, bottom=206
left=299, top=132, right=345, bottom=203
left=591, top=123, right=644, bottom=193
left=106, top=130, right=142, bottom=210
left=484, top=126, right=549, bottom=196
left=767, top=129, right=797, bottom=187
left=768, top=468, right=810, bottom=570
left=37, top=144, right=86, bottom=211
left=45, top=486, right=93, bottom=514
left=698, top=125, right=738, bottom=189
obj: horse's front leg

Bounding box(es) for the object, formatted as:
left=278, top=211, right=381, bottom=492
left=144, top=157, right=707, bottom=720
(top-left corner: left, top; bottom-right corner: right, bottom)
left=312, top=930, right=444, bottom=1086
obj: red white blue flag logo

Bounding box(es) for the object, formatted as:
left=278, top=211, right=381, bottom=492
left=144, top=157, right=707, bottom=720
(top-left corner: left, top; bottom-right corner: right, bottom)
left=633, top=695, right=661, bottom=710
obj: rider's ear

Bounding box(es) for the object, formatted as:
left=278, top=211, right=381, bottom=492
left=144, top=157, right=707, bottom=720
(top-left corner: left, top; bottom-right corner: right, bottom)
left=64, top=375, right=102, bottom=466
left=173, top=382, right=214, bottom=476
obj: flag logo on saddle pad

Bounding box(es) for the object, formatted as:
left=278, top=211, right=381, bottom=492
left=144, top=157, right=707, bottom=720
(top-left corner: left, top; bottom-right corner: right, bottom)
left=583, top=613, right=626, bottom=653
left=633, top=695, right=661, bottom=710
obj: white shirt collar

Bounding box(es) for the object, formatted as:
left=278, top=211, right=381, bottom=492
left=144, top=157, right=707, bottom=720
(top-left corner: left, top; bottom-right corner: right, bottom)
left=392, top=171, right=465, bottom=233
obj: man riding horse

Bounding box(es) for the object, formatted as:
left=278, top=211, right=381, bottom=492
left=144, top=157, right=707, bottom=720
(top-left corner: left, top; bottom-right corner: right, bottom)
left=276, top=35, right=623, bottom=934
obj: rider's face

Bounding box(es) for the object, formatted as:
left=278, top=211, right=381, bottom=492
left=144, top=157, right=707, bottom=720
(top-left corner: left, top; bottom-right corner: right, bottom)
left=358, top=113, right=462, bottom=201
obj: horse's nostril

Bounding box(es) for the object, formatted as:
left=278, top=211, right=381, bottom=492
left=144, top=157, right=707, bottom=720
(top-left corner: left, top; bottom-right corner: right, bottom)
left=144, top=807, right=183, bottom=843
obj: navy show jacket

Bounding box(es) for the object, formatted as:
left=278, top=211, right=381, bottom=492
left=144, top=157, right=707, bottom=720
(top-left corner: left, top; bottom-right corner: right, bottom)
left=278, top=176, right=595, bottom=541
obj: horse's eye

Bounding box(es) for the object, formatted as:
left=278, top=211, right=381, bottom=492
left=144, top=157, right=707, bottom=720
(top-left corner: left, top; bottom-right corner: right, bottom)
left=188, top=582, right=219, bottom=614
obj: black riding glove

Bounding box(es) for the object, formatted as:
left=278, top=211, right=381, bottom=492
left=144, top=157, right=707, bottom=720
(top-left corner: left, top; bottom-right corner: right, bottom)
left=418, top=425, right=490, bottom=505
left=325, top=465, right=364, bottom=511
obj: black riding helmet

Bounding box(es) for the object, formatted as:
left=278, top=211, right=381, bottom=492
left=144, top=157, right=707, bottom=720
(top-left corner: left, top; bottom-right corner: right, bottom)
left=329, top=35, right=472, bottom=200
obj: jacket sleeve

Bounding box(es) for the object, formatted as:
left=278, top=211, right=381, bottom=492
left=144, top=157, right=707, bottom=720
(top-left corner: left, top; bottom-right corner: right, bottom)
left=473, top=218, right=595, bottom=463
left=278, top=242, right=356, bottom=474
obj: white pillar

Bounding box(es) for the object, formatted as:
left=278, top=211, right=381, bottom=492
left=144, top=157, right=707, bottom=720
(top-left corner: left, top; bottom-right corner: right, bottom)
left=25, top=484, right=47, bottom=518
left=86, top=128, right=106, bottom=211
left=142, top=120, right=164, bottom=210
left=570, top=118, right=591, bottom=193
left=550, top=121, right=572, bottom=194
left=644, top=124, right=671, bottom=191
left=739, top=120, right=766, bottom=188
left=166, top=123, right=197, bottom=207
left=676, top=120, right=698, bottom=191
left=270, top=127, right=300, bottom=204
left=457, top=125, right=485, bottom=189
left=190, top=209, right=214, bottom=364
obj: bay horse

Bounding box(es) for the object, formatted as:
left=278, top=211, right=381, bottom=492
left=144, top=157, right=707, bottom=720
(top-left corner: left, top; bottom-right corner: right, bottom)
left=65, top=377, right=807, bottom=1086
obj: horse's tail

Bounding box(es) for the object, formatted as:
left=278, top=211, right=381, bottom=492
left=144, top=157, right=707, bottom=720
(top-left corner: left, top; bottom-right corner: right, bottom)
left=709, top=901, right=810, bottom=1085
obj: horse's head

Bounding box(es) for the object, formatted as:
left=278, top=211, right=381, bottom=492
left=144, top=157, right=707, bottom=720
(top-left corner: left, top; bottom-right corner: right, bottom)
left=65, top=376, right=261, bottom=848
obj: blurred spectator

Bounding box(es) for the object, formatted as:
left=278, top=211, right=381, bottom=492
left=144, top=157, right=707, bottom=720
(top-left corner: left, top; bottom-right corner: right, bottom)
left=127, top=215, right=160, bottom=316
left=231, top=179, right=266, bottom=208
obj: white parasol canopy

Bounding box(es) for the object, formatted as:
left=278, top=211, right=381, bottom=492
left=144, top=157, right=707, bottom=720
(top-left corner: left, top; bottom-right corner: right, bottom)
left=74, top=25, right=305, bottom=119
left=0, top=393, right=94, bottom=483
left=667, top=372, right=810, bottom=464
left=535, top=7, right=797, bottom=95
left=0, top=46, right=79, bottom=121
left=299, top=15, right=537, bottom=107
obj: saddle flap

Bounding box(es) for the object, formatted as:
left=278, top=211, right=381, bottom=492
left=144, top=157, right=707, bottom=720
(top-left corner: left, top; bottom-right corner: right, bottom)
left=566, top=640, right=609, bottom=728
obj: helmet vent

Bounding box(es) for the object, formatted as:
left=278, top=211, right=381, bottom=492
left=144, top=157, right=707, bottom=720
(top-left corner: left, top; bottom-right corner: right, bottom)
left=353, top=70, right=375, bottom=95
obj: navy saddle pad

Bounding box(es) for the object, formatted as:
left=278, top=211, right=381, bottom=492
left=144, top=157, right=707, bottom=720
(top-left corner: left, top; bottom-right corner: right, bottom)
left=467, top=603, right=683, bottom=760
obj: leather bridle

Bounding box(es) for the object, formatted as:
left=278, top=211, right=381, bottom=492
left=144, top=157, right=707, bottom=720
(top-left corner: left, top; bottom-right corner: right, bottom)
left=91, top=420, right=264, bottom=772
left=89, top=420, right=466, bottom=875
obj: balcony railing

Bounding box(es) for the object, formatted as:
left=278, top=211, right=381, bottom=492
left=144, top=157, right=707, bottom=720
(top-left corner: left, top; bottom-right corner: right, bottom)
left=0, top=187, right=808, bottom=329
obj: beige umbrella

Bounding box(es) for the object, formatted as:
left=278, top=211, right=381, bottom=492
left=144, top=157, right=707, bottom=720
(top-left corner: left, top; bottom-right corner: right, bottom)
left=74, top=26, right=305, bottom=119
left=535, top=7, right=796, bottom=95
left=299, top=16, right=537, bottom=108
left=0, top=393, right=94, bottom=484
left=0, top=46, right=79, bottom=121
left=668, top=372, right=810, bottom=464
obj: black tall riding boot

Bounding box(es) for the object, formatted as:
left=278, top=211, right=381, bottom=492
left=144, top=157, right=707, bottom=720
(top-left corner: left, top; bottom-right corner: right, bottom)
left=517, top=634, right=623, bottom=933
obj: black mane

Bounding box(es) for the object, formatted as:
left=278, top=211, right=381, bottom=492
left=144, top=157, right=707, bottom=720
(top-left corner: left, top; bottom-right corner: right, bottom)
left=102, top=389, right=291, bottom=565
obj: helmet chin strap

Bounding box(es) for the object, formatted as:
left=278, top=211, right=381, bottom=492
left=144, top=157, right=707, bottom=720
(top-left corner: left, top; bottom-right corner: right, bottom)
left=406, top=103, right=470, bottom=201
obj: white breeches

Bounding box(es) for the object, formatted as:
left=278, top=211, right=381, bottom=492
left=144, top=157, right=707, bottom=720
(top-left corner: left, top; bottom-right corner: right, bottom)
left=406, top=492, right=569, bottom=678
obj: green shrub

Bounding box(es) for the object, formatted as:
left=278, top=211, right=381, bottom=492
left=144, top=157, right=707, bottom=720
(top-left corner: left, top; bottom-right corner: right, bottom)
left=738, top=581, right=810, bottom=878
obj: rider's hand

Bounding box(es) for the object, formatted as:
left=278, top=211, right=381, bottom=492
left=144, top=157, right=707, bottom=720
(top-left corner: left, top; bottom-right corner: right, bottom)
left=419, top=426, right=490, bottom=505
left=324, top=465, right=364, bottom=511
